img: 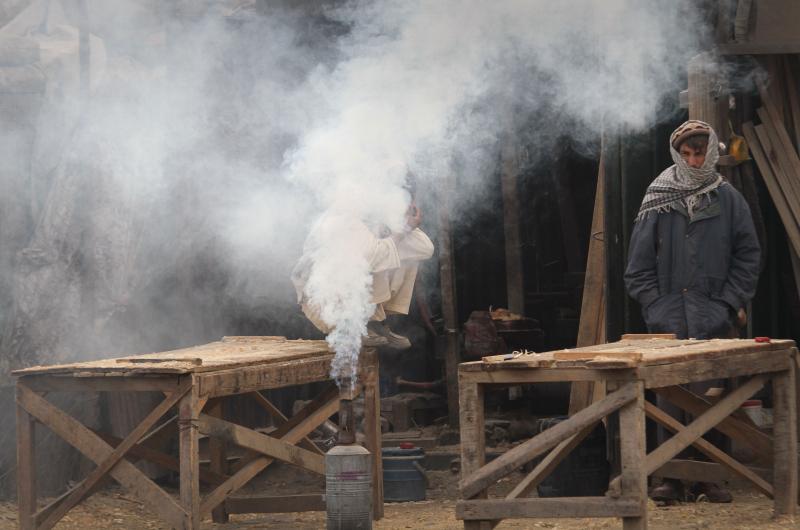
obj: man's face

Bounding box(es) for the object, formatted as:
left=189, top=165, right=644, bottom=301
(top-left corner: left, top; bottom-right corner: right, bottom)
left=679, top=142, right=706, bottom=169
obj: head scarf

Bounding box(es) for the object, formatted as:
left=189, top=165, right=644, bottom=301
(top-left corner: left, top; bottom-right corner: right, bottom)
left=635, top=121, right=723, bottom=222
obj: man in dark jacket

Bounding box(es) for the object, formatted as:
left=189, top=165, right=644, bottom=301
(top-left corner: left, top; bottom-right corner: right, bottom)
left=624, top=120, right=761, bottom=503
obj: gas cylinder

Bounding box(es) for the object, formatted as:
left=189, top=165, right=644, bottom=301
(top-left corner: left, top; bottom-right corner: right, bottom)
left=325, top=444, right=372, bottom=530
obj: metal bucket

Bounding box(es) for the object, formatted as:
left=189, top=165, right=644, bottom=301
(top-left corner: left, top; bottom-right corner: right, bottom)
left=326, top=444, right=372, bottom=529
left=382, top=446, right=427, bottom=502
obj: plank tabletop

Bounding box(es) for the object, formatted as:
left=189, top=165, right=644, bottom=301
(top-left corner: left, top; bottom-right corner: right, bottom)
left=12, top=337, right=334, bottom=376
left=461, top=338, right=796, bottom=371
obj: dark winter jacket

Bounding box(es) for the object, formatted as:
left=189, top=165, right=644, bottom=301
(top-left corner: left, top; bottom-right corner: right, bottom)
left=624, top=182, right=761, bottom=339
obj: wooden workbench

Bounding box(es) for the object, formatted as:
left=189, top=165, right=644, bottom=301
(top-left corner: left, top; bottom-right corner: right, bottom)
left=455, top=338, right=799, bottom=529
left=13, top=336, right=384, bottom=530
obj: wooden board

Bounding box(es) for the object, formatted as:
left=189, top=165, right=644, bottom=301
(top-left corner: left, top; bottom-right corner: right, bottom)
left=462, top=339, right=794, bottom=371
left=12, top=338, right=332, bottom=376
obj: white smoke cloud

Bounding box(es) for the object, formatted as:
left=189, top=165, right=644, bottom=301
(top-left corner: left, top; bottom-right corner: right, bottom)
left=283, top=0, right=706, bottom=380
left=0, top=0, right=707, bottom=382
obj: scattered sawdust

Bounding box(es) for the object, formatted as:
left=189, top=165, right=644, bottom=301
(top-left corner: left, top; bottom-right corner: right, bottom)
left=0, top=471, right=795, bottom=529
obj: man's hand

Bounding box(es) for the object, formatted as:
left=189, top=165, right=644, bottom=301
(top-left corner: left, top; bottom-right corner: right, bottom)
left=405, top=203, right=422, bottom=231
left=736, top=307, right=747, bottom=328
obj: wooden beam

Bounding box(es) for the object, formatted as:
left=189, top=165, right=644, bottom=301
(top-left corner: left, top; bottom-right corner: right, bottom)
left=772, top=365, right=798, bottom=516
left=459, top=382, right=637, bottom=499
left=361, top=348, right=384, bottom=519
left=95, top=432, right=227, bottom=485
left=460, top=367, right=635, bottom=385
left=644, top=402, right=773, bottom=497
left=639, top=349, right=791, bottom=388
left=196, top=355, right=335, bottom=397
left=179, top=378, right=200, bottom=529
left=783, top=56, right=800, bottom=153
left=197, top=414, right=324, bottom=474
left=653, top=385, right=773, bottom=464
left=270, top=383, right=339, bottom=442
left=456, top=497, right=643, bottom=520
left=742, top=123, right=800, bottom=257
left=247, top=391, right=322, bottom=455
left=757, top=82, right=800, bottom=192
left=570, top=155, right=607, bottom=415
left=602, top=128, right=625, bottom=341
left=20, top=375, right=179, bottom=393
left=654, top=459, right=771, bottom=485
left=16, top=384, right=187, bottom=529
left=688, top=52, right=728, bottom=151
left=439, top=173, right=461, bottom=427
left=200, top=387, right=340, bottom=517
left=755, top=108, right=800, bottom=215
left=618, top=381, right=647, bottom=530
left=644, top=375, right=766, bottom=476
left=228, top=384, right=339, bottom=477
left=16, top=391, right=36, bottom=530
left=208, top=400, right=229, bottom=523
left=225, top=494, right=325, bottom=514
left=505, top=424, right=597, bottom=500
left=500, top=141, right=525, bottom=315
left=38, top=380, right=192, bottom=529
left=458, top=378, right=491, bottom=530
left=717, top=44, right=800, bottom=55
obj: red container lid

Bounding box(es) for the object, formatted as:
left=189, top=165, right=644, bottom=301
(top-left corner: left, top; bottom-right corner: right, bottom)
left=399, top=442, right=416, bottom=449
left=754, top=337, right=771, bottom=343
left=741, top=399, right=762, bottom=408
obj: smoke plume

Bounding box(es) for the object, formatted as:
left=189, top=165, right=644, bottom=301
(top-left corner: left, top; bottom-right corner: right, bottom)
left=0, top=0, right=708, bottom=384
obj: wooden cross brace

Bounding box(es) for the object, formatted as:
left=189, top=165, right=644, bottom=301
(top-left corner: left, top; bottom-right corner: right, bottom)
left=16, top=382, right=191, bottom=530
left=607, top=374, right=770, bottom=497
left=459, top=382, right=639, bottom=499
left=198, top=384, right=341, bottom=518
left=15, top=381, right=344, bottom=529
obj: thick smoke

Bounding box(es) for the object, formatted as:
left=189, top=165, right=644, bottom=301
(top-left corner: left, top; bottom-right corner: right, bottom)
left=282, top=0, right=707, bottom=380
left=0, top=0, right=707, bottom=384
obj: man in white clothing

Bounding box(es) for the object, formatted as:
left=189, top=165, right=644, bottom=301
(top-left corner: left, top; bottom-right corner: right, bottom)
left=291, top=200, right=434, bottom=349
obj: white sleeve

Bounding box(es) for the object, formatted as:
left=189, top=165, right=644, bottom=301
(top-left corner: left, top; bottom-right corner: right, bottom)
left=395, top=228, right=434, bottom=262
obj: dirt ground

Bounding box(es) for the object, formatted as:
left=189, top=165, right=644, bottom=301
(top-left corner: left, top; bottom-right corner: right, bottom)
left=0, top=467, right=796, bottom=530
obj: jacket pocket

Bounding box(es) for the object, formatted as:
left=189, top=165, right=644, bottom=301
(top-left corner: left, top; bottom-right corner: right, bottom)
left=645, top=294, right=680, bottom=333
left=705, top=298, right=733, bottom=338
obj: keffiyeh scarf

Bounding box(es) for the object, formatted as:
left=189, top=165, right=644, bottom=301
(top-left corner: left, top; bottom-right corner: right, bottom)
left=635, top=128, right=723, bottom=222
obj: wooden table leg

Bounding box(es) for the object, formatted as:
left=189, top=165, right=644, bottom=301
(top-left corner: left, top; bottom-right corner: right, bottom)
left=16, top=388, right=36, bottom=530
left=772, top=365, right=798, bottom=517
left=619, top=381, right=647, bottom=530
left=362, top=348, right=384, bottom=520
left=208, top=400, right=229, bottom=523
left=179, top=377, right=201, bottom=529
left=459, top=376, right=491, bottom=530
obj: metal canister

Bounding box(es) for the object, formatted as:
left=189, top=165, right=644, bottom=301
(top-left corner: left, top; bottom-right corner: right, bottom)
left=325, top=444, right=372, bottom=530
left=381, top=445, right=427, bottom=502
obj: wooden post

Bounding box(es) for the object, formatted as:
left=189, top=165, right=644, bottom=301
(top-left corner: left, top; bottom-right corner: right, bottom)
left=439, top=175, right=461, bottom=427
left=688, top=52, right=728, bottom=144
left=500, top=141, right=525, bottom=316
left=361, top=348, right=384, bottom=520
left=179, top=377, right=201, bottom=529
left=772, top=365, right=798, bottom=517
left=16, top=388, right=36, bottom=530
left=618, top=381, right=647, bottom=530
left=603, top=129, right=625, bottom=342
left=570, top=154, right=607, bottom=415
left=208, top=400, right=229, bottom=523
left=459, top=376, right=490, bottom=530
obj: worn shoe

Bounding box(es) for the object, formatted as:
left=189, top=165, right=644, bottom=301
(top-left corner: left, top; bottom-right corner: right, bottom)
left=650, top=479, right=685, bottom=504
left=368, top=321, right=412, bottom=350
left=363, top=327, right=389, bottom=347
left=690, top=482, right=732, bottom=503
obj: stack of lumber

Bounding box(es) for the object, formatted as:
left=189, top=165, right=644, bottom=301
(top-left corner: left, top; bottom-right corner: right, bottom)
left=741, top=56, right=800, bottom=293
